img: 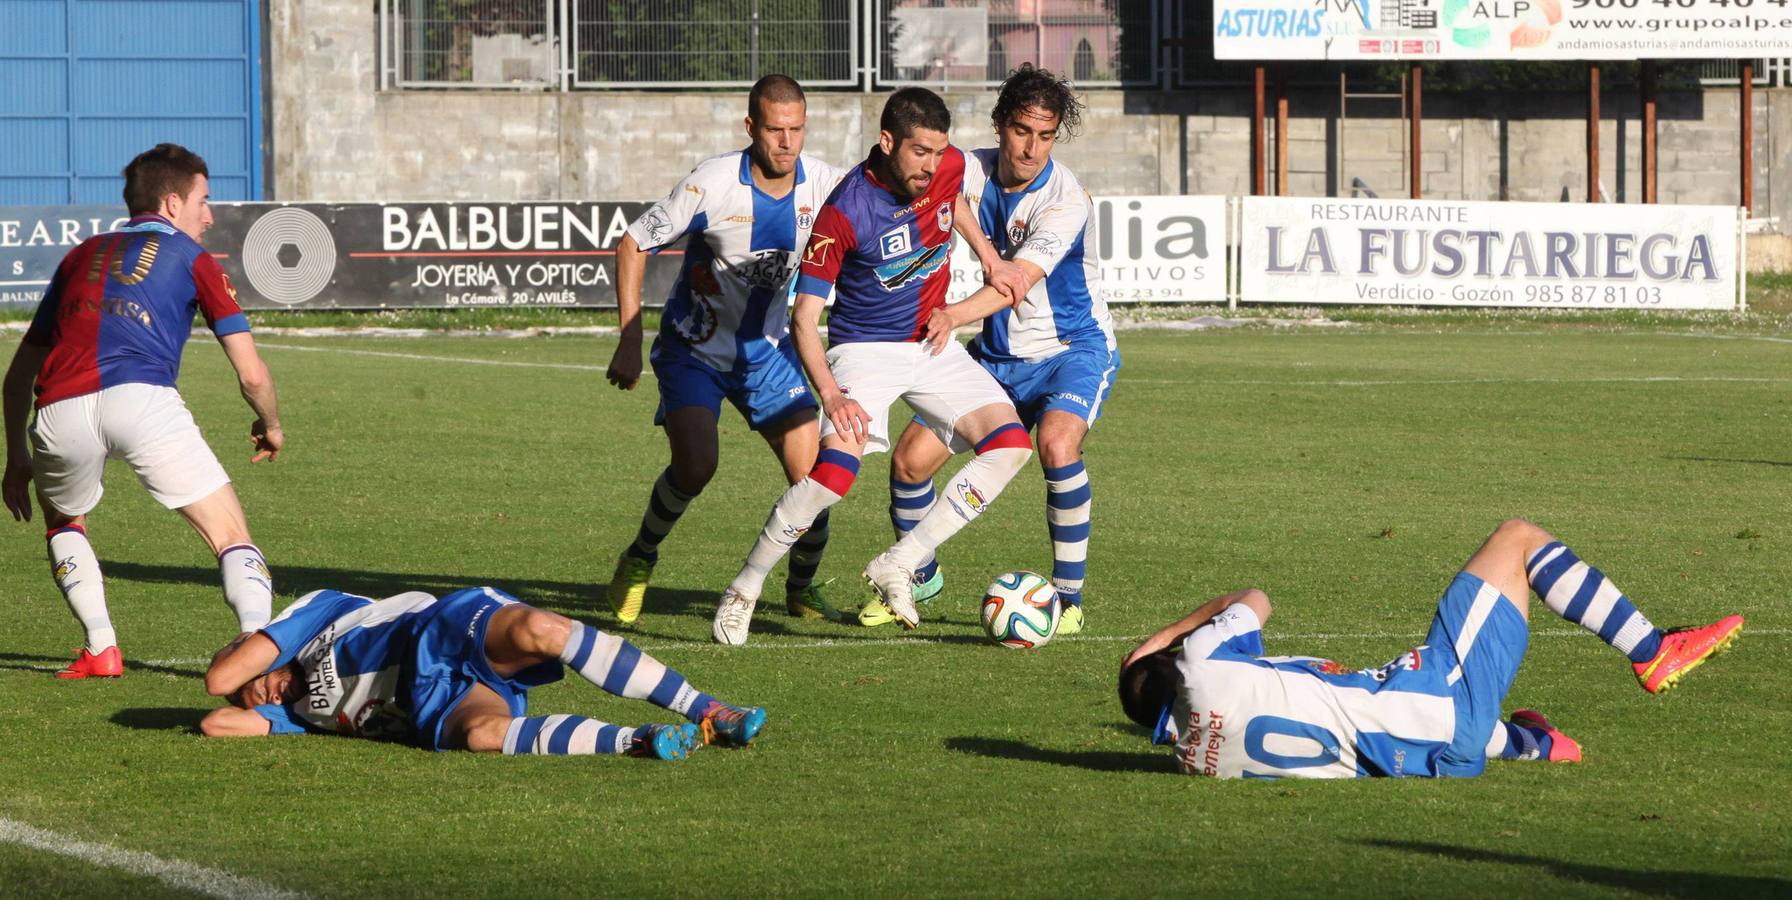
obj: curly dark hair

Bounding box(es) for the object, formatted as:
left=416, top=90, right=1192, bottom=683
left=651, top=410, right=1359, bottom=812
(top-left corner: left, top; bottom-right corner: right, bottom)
left=990, top=63, right=1084, bottom=139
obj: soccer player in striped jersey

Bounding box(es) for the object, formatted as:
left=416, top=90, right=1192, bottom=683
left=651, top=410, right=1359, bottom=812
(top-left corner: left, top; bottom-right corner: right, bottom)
left=200, top=586, right=766, bottom=760
left=712, top=87, right=1032, bottom=645
left=885, top=65, right=1116, bottom=634
left=604, top=75, right=851, bottom=628
left=1119, top=519, right=1743, bottom=779
left=3, top=144, right=284, bottom=679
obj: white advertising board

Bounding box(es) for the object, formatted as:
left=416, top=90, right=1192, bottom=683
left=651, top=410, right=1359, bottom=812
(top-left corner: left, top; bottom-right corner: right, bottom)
left=947, top=195, right=1230, bottom=305
left=1214, top=0, right=1792, bottom=61
left=1240, top=196, right=1740, bottom=309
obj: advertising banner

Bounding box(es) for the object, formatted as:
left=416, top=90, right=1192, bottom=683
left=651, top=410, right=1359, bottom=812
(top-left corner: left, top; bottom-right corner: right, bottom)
left=1240, top=196, right=1740, bottom=309
left=1, top=202, right=682, bottom=310
left=1213, top=0, right=1792, bottom=61
left=946, top=195, right=1230, bottom=305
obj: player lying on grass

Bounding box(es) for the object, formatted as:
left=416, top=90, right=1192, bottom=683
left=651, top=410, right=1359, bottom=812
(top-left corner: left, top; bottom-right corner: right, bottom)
left=200, top=586, right=765, bottom=760
left=1118, top=519, right=1743, bottom=779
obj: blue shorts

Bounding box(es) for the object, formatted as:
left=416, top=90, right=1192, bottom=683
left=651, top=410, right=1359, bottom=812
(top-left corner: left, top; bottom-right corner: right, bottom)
left=407, top=587, right=563, bottom=751
left=1420, top=571, right=1530, bottom=776
left=974, top=343, right=1120, bottom=432
left=651, top=336, right=817, bottom=432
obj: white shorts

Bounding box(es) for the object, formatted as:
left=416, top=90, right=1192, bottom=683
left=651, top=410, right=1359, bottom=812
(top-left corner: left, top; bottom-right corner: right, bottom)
left=30, top=383, right=232, bottom=515
left=820, top=340, right=1014, bottom=454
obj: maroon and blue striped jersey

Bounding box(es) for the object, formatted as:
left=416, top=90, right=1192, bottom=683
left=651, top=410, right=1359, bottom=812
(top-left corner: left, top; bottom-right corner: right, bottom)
left=24, top=215, right=249, bottom=408
left=794, top=145, right=964, bottom=345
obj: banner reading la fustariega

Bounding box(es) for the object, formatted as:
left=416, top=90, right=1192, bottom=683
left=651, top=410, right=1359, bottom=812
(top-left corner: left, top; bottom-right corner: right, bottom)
left=1214, top=0, right=1792, bottom=61
left=946, top=195, right=1229, bottom=305
left=1240, top=196, right=1739, bottom=310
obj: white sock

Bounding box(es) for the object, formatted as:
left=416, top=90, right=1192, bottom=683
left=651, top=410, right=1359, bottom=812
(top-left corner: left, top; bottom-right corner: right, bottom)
left=730, top=477, right=849, bottom=600
left=886, top=426, right=1031, bottom=570
left=49, top=526, right=113, bottom=653
left=219, top=543, right=273, bottom=632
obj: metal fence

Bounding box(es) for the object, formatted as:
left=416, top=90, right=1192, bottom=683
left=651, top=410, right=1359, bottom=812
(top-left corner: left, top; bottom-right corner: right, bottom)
left=382, top=0, right=557, bottom=89
left=874, top=1, right=1160, bottom=89
left=379, top=0, right=1157, bottom=89
left=571, top=1, right=859, bottom=88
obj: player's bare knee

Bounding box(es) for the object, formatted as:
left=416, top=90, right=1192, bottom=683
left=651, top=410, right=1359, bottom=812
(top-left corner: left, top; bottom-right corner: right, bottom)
left=889, top=448, right=931, bottom=484
left=1495, top=518, right=1551, bottom=549
left=459, top=714, right=513, bottom=753
left=511, top=607, right=573, bottom=656
left=1036, top=434, right=1082, bottom=470
left=668, top=456, right=715, bottom=495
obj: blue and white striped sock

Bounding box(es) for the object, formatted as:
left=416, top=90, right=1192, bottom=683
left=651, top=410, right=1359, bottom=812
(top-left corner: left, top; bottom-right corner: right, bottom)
left=889, top=476, right=939, bottom=581
left=627, top=468, right=698, bottom=564
left=560, top=624, right=716, bottom=722
left=502, top=715, right=642, bottom=756
left=1526, top=542, right=1664, bottom=664
left=1485, top=721, right=1555, bottom=762
left=785, top=509, right=830, bottom=592
left=1044, top=461, right=1091, bottom=607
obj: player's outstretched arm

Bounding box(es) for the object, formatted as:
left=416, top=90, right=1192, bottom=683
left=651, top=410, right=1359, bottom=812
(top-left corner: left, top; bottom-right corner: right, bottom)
left=199, top=705, right=273, bottom=737
left=2, top=339, right=49, bottom=522
left=923, top=259, right=1046, bottom=354
left=1121, top=590, right=1272, bottom=673
left=952, top=195, right=1028, bottom=303
left=607, top=232, right=649, bottom=390
left=218, top=332, right=282, bottom=463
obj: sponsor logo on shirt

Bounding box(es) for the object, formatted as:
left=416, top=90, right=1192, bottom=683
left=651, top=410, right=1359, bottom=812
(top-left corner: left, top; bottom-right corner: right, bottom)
left=873, top=242, right=949, bottom=291
left=1177, top=709, right=1228, bottom=776
left=879, top=227, right=912, bottom=260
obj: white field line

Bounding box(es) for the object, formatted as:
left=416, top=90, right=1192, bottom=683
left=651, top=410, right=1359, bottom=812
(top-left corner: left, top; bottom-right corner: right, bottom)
left=1125, top=375, right=1792, bottom=387
left=47, top=626, right=1773, bottom=670
left=0, top=818, right=305, bottom=899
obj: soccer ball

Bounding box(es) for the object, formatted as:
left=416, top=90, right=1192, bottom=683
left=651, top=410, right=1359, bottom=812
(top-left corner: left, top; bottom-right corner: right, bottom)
left=980, top=571, right=1061, bottom=649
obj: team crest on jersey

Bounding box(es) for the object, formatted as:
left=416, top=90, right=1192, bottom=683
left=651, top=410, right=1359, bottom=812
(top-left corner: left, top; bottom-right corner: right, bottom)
left=936, top=204, right=952, bottom=233
left=797, top=206, right=814, bottom=231
left=674, top=296, right=719, bottom=344
left=1008, top=219, right=1027, bottom=247
left=879, top=227, right=913, bottom=260
left=804, top=234, right=837, bottom=267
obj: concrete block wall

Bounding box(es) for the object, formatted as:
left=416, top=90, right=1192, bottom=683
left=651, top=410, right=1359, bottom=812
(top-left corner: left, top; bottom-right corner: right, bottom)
left=272, top=0, right=1787, bottom=233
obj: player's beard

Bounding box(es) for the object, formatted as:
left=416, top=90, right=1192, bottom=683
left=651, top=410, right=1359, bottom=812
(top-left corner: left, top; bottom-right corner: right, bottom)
left=752, top=146, right=795, bottom=180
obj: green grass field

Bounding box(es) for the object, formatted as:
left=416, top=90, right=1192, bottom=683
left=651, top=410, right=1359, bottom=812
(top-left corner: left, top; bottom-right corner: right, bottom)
left=2, top=319, right=1789, bottom=897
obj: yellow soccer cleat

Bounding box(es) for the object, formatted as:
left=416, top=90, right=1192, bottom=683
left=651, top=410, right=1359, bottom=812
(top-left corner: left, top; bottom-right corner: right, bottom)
left=607, top=553, right=655, bottom=626
left=1056, top=603, right=1085, bottom=636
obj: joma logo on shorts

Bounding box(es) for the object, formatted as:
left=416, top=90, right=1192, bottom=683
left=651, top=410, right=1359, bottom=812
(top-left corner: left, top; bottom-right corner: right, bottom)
left=1051, top=391, right=1089, bottom=407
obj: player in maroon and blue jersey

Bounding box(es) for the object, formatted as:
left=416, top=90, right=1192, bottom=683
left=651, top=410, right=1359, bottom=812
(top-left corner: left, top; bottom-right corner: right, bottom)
left=712, top=88, right=1034, bottom=645
left=2, top=144, right=285, bottom=679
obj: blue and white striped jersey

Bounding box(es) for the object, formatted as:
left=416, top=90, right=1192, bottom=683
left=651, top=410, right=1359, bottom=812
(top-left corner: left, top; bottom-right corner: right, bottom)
left=628, top=151, right=846, bottom=372
left=1171, top=605, right=1461, bottom=779
left=959, top=149, right=1113, bottom=363
left=253, top=589, right=444, bottom=740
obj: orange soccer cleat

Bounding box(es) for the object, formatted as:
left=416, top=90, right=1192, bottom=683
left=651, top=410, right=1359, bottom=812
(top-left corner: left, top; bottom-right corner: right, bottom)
left=1633, top=615, right=1744, bottom=694
left=1510, top=709, right=1581, bottom=763
left=57, top=646, right=122, bottom=679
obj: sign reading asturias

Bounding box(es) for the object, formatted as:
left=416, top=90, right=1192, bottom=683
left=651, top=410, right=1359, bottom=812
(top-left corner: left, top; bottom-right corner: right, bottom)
left=1214, top=0, right=1792, bottom=61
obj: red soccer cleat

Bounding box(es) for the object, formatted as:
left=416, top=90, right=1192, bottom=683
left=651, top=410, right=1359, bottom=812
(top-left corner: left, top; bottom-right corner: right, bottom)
left=1633, top=615, right=1744, bottom=695
left=1510, top=708, right=1581, bottom=763
left=57, top=646, right=122, bottom=679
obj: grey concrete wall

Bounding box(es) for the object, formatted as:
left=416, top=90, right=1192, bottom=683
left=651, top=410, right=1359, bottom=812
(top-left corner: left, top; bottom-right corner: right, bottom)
left=272, top=0, right=1788, bottom=234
